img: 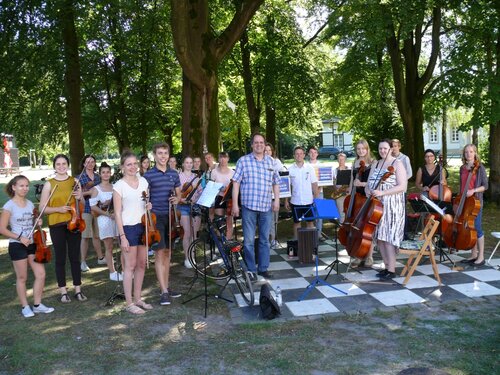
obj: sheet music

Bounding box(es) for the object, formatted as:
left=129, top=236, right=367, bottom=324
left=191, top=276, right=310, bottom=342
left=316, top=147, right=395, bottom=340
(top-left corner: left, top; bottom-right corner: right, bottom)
left=419, top=194, right=445, bottom=216
left=196, top=181, right=223, bottom=207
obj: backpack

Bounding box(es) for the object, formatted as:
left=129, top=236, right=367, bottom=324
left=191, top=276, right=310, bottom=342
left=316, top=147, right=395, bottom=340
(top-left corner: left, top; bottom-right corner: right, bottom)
left=259, top=283, right=281, bottom=320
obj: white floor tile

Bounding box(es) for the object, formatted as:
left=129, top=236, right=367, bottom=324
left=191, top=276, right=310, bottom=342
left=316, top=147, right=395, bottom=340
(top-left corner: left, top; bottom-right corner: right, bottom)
left=269, top=277, right=310, bottom=290
left=371, top=289, right=426, bottom=306
left=267, top=261, right=294, bottom=271
left=286, top=298, right=339, bottom=316
left=449, top=281, right=500, bottom=298
left=416, top=263, right=457, bottom=275
left=234, top=291, right=260, bottom=307
left=393, top=275, right=441, bottom=289
left=463, top=268, right=500, bottom=282
left=294, top=265, right=331, bottom=277
left=317, top=283, right=366, bottom=298
left=344, top=269, right=381, bottom=282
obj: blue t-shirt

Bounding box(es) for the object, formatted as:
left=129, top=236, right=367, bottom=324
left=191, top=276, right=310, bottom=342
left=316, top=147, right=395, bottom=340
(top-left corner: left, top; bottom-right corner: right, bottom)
left=143, top=166, right=181, bottom=215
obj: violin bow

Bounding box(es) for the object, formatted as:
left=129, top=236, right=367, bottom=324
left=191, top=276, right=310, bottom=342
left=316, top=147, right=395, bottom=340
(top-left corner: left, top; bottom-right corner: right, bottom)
left=28, top=185, right=58, bottom=239
left=143, top=191, right=150, bottom=269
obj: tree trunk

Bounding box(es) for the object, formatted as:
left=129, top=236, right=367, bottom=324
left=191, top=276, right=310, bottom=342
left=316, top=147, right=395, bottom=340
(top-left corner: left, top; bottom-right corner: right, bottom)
left=240, top=29, right=260, bottom=135
left=265, top=105, right=276, bottom=146
left=59, top=0, right=84, bottom=175
left=441, top=107, right=448, bottom=163
left=488, top=121, right=500, bottom=204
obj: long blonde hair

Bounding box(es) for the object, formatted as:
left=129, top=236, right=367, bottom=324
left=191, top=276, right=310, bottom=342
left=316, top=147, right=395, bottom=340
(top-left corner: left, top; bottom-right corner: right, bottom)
left=355, top=139, right=373, bottom=164
left=461, top=144, right=481, bottom=165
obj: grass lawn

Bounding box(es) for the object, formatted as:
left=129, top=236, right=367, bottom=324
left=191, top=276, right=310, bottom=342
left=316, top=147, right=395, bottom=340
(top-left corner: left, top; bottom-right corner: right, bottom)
left=0, top=166, right=499, bottom=374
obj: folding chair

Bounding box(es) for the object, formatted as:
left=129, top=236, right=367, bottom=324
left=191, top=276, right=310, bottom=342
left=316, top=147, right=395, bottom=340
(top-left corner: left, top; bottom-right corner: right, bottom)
left=487, top=232, right=500, bottom=266
left=399, top=216, right=441, bottom=286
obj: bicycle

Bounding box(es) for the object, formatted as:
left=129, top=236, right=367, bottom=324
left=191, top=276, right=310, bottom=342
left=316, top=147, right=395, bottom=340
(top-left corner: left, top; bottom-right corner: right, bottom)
left=188, top=215, right=254, bottom=306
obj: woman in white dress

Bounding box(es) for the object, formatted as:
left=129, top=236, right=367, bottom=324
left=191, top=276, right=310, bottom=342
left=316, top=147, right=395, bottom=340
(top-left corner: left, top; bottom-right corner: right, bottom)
left=90, top=162, right=122, bottom=281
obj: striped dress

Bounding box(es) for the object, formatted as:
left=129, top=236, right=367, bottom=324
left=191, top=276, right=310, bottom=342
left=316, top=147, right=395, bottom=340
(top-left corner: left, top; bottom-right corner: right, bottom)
left=368, top=165, right=405, bottom=248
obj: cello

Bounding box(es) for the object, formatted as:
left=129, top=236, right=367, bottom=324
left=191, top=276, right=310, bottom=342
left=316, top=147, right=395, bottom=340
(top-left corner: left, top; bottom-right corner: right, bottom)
left=338, top=161, right=367, bottom=246
left=442, top=160, right=481, bottom=251
left=346, top=165, right=395, bottom=259
left=429, top=155, right=452, bottom=203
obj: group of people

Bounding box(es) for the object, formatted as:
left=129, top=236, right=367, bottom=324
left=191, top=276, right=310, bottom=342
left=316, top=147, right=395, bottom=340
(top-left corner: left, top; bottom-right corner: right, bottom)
left=0, top=132, right=489, bottom=317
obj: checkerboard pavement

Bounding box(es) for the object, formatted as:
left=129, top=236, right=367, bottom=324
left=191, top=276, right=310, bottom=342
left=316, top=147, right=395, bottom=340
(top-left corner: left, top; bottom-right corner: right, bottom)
left=222, top=239, right=500, bottom=321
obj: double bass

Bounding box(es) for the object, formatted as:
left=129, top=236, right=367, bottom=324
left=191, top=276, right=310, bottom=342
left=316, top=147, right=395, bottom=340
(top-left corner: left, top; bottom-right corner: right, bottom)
left=346, top=165, right=395, bottom=259
left=338, top=161, right=367, bottom=246
left=442, top=160, right=481, bottom=251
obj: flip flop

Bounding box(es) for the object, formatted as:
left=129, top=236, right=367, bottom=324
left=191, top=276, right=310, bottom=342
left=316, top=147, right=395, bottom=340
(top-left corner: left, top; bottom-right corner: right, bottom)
left=60, top=294, right=71, bottom=303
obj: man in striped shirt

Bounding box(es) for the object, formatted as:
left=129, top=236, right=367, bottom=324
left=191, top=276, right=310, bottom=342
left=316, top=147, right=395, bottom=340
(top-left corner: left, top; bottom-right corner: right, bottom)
left=232, top=133, right=280, bottom=280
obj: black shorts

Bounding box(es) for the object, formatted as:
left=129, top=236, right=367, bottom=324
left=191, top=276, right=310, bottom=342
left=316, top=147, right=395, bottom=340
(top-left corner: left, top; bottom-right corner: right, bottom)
left=9, top=242, right=36, bottom=261
left=290, top=203, right=314, bottom=224
left=214, top=195, right=227, bottom=209
left=155, top=214, right=171, bottom=250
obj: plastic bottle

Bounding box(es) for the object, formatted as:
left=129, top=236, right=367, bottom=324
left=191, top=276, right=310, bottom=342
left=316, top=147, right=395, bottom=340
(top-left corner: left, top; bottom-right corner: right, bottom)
left=275, top=286, right=282, bottom=307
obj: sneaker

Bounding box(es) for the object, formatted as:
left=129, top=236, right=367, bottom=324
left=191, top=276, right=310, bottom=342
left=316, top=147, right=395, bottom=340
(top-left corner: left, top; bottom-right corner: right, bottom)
left=97, top=257, right=107, bottom=265
left=247, top=272, right=257, bottom=282
left=364, top=256, right=374, bottom=267
left=379, top=271, right=396, bottom=280
left=33, top=303, right=55, bottom=314
left=21, top=305, right=34, bottom=318
left=109, top=272, right=122, bottom=281
left=160, top=292, right=171, bottom=305
left=270, top=240, right=279, bottom=249
left=167, top=288, right=182, bottom=298
left=350, top=258, right=361, bottom=268
left=184, top=259, right=193, bottom=269
left=81, top=261, right=90, bottom=272
left=375, top=269, right=389, bottom=277
left=257, top=271, right=273, bottom=279
left=148, top=249, right=154, bottom=256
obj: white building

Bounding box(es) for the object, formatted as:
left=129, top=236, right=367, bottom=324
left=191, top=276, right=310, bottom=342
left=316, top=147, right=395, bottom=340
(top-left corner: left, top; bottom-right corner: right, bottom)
left=320, top=117, right=354, bottom=151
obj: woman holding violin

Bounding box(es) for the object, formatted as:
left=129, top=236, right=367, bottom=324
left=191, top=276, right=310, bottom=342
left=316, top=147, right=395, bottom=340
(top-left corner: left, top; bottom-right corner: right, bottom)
left=366, top=139, right=407, bottom=280
left=457, top=144, right=488, bottom=266
left=39, top=154, right=87, bottom=303
left=79, top=154, right=104, bottom=273
left=415, top=149, right=448, bottom=196
left=178, top=156, right=203, bottom=268
left=0, top=176, right=55, bottom=317
left=90, top=162, right=122, bottom=281
left=113, top=151, right=152, bottom=315
left=212, top=152, right=236, bottom=241
left=350, top=139, right=374, bottom=267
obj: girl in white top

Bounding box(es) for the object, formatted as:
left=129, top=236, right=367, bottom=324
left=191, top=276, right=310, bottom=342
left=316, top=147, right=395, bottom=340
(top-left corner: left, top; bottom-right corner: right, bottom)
left=113, top=151, right=152, bottom=315
left=0, top=175, right=54, bottom=318
left=211, top=152, right=235, bottom=240
left=90, top=162, right=121, bottom=281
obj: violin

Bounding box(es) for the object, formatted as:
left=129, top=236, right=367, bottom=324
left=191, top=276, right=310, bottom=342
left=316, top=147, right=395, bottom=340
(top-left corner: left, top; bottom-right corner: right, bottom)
left=338, top=161, right=367, bottom=247
left=141, top=191, right=161, bottom=248
left=32, top=208, right=51, bottom=263
left=346, top=165, right=395, bottom=259
left=442, top=160, right=481, bottom=251
left=28, top=186, right=57, bottom=263
left=168, top=191, right=183, bottom=240
left=220, top=180, right=233, bottom=216
left=180, top=174, right=200, bottom=199
left=67, top=182, right=86, bottom=233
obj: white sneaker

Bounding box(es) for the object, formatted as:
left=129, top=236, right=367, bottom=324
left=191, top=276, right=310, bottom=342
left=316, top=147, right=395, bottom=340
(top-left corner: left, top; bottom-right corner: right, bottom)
left=97, top=257, right=107, bottom=265
left=148, top=249, right=154, bottom=256
left=22, top=305, right=35, bottom=318
left=109, top=272, right=123, bottom=281
left=81, top=261, right=90, bottom=272
left=271, top=240, right=279, bottom=249
left=33, top=303, right=55, bottom=314
left=184, top=259, right=193, bottom=269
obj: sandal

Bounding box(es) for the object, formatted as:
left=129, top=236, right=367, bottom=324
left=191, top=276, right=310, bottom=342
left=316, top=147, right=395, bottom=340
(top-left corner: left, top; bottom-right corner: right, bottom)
left=74, top=292, right=88, bottom=302
left=60, top=293, right=71, bottom=303
left=126, top=303, right=145, bottom=315
left=134, top=300, right=153, bottom=310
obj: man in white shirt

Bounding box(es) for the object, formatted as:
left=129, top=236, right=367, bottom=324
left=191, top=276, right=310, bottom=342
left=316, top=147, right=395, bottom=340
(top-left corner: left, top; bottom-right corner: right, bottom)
left=307, top=146, right=325, bottom=239
left=285, top=147, right=319, bottom=239
left=392, top=139, right=412, bottom=180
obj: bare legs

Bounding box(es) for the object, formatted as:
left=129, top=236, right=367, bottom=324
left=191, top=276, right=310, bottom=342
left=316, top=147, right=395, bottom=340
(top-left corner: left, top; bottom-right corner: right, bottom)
left=377, top=240, right=397, bottom=273
left=123, top=245, right=147, bottom=306
left=13, top=256, right=46, bottom=306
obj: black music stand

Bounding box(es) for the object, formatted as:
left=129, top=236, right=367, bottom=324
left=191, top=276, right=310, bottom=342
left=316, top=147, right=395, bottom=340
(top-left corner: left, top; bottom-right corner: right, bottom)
left=105, top=247, right=125, bottom=306
left=298, top=199, right=347, bottom=301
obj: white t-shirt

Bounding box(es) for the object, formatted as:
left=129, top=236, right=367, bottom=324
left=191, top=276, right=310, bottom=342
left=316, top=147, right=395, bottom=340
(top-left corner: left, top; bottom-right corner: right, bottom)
left=113, top=177, right=149, bottom=226
left=288, top=162, right=318, bottom=205
left=2, top=199, right=35, bottom=242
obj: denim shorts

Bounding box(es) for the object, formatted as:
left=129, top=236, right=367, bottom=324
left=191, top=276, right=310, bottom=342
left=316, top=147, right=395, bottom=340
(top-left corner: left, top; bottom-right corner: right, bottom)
left=123, top=223, right=144, bottom=246
left=178, top=204, right=191, bottom=216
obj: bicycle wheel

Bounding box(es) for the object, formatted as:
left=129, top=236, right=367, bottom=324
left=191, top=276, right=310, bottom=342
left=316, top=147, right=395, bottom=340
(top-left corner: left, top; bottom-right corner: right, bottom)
left=188, top=238, right=230, bottom=281
left=230, top=252, right=254, bottom=306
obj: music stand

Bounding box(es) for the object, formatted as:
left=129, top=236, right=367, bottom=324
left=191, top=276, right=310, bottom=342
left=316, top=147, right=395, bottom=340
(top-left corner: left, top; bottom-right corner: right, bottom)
left=298, top=199, right=347, bottom=301
left=335, top=169, right=351, bottom=186
left=105, top=247, right=125, bottom=306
